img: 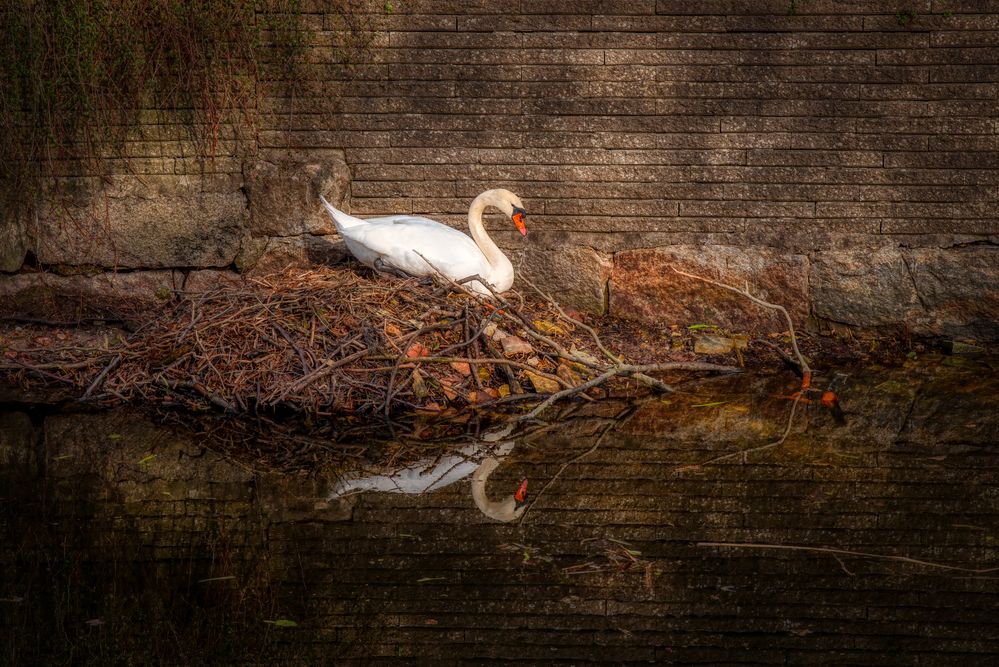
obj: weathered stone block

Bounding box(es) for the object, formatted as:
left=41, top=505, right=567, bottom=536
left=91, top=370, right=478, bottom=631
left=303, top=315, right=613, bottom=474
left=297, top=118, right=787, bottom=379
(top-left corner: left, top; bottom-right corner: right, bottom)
left=510, top=245, right=612, bottom=314
left=0, top=270, right=179, bottom=319
left=609, top=245, right=809, bottom=332
left=0, top=217, right=29, bottom=273
left=243, top=154, right=351, bottom=237
left=903, top=246, right=999, bottom=341
left=810, top=246, right=921, bottom=328
left=30, top=175, right=246, bottom=269
left=236, top=234, right=349, bottom=275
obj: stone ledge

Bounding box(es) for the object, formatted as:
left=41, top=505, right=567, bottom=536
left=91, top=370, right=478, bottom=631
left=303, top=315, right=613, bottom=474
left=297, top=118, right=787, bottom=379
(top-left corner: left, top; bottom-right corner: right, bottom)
left=236, top=234, right=349, bottom=276
left=0, top=269, right=243, bottom=322
left=609, top=245, right=810, bottom=334
left=28, top=175, right=247, bottom=270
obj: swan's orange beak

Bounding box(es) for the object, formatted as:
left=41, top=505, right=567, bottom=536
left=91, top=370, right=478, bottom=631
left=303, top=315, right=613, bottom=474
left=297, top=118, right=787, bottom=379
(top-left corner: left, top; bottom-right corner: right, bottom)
left=514, top=479, right=528, bottom=507
left=512, top=207, right=527, bottom=237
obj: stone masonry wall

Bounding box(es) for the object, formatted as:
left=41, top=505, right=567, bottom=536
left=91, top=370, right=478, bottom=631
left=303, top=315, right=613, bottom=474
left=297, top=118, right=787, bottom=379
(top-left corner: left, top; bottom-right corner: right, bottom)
left=2, top=1, right=998, bottom=341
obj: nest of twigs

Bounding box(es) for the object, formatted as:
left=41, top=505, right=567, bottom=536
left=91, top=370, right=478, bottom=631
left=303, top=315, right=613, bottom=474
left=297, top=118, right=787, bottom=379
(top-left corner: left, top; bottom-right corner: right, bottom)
left=2, top=266, right=738, bottom=418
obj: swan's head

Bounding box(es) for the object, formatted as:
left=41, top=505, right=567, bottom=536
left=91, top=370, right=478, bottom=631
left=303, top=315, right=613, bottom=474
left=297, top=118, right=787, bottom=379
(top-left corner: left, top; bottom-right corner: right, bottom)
left=481, top=189, right=527, bottom=237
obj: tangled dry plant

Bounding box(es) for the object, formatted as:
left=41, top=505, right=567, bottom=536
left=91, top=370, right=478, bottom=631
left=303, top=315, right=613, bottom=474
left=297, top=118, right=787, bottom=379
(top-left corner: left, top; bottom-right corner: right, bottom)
left=1, top=266, right=740, bottom=419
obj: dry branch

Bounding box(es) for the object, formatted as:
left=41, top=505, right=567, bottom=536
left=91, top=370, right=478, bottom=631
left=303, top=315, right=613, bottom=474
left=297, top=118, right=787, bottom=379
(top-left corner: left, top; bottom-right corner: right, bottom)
left=2, top=266, right=744, bottom=417
left=698, top=542, right=999, bottom=574
left=670, top=265, right=811, bottom=379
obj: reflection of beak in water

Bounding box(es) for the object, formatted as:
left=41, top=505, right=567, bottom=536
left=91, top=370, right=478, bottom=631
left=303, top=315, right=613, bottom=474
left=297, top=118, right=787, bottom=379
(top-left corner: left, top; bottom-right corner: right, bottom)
left=328, top=437, right=525, bottom=522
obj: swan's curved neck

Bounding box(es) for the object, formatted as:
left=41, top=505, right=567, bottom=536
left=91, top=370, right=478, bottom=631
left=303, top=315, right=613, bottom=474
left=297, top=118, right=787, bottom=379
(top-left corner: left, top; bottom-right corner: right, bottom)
left=471, top=456, right=523, bottom=522
left=468, top=193, right=514, bottom=290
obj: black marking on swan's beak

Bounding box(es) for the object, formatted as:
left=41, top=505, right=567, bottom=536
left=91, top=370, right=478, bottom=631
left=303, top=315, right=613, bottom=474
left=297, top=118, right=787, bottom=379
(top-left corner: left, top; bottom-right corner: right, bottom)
left=512, top=207, right=527, bottom=237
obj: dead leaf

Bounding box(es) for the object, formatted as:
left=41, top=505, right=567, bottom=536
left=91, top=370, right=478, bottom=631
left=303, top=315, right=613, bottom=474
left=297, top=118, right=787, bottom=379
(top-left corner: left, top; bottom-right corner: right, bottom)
left=533, top=319, right=566, bottom=336
left=406, top=342, right=430, bottom=358
left=501, top=335, right=533, bottom=356
left=440, top=379, right=458, bottom=401
left=694, top=333, right=748, bottom=355
left=569, top=344, right=602, bottom=367
left=556, top=363, right=582, bottom=387
left=411, top=369, right=429, bottom=398
left=450, top=361, right=471, bottom=376
left=524, top=370, right=560, bottom=394
left=468, top=388, right=499, bottom=404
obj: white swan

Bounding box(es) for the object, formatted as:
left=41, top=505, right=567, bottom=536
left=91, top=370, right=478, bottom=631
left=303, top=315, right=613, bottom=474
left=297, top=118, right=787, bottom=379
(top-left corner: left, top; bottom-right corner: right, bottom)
left=319, top=189, right=527, bottom=296
left=328, top=439, right=528, bottom=522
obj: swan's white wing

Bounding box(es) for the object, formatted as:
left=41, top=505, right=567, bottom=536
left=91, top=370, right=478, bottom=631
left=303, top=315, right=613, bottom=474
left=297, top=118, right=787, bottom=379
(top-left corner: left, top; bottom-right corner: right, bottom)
left=338, top=216, right=492, bottom=281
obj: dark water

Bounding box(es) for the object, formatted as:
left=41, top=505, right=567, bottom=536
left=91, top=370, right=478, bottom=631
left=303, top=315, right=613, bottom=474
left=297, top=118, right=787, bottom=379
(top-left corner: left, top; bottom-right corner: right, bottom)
left=2, top=356, right=999, bottom=665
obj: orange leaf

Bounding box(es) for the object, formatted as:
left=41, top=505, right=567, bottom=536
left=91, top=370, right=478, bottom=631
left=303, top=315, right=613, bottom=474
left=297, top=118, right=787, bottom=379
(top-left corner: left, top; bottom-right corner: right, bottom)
left=406, top=342, right=430, bottom=358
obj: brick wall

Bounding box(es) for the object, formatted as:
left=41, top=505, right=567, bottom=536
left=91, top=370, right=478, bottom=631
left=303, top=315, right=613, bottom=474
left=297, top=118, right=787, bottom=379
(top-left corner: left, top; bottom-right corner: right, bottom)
left=273, top=1, right=998, bottom=243
left=265, top=0, right=999, bottom=338
left=4, top=0, right=998, bottom=339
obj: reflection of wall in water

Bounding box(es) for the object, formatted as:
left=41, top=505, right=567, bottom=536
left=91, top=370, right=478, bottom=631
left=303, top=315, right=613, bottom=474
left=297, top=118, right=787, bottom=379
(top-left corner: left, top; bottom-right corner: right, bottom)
left=2, top=364, right=999, bottom=663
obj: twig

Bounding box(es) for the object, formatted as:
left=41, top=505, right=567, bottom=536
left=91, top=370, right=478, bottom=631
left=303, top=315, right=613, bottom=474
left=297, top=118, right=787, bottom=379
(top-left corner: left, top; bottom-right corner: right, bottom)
left=82, top=354, right=121, bottom=400
left=272, top=321, right=311, bottom=374
left=275, top=348, right=369, bottom=401
left=518, top=273, right=619, bottom=364
left=672, top=392, right=801, bottom=473
left=698, top=542, right=999, bottom=574
left=518, top=361, right=739, bottom=423
left=670, top=265, right=811, bottom=378
left=518, top=420, right=616, bottom=524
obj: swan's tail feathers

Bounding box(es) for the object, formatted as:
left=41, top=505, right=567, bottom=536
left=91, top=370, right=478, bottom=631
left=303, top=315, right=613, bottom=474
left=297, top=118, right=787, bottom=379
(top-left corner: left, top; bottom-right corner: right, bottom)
left=319, top=194, right=365, bottom=230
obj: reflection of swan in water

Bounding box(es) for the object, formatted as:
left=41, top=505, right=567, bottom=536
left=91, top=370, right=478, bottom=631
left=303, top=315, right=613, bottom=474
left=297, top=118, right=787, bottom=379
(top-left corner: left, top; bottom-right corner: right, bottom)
left=328, top=433, right=527, bottom=522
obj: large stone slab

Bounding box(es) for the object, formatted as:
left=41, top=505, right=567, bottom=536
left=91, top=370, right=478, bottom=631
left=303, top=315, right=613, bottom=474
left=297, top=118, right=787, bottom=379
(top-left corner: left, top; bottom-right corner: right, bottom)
left=0, top=269, right=245, bottom=321
left=510, top=245, right=612, bottom=314
left=0, top=217, right=29, bottom=273
left=0, top=270, right=178, bottom=320
left=903, top=245, right=999, bottom=341
left=810, top=246, right=922, bottom=328
left=609, top=245, right=809, bottom=333
left=236, top=234, right=349, bottom=276
left=30, top=175, right=247, bottom=269
left=243, top=154, right=350, bottom=237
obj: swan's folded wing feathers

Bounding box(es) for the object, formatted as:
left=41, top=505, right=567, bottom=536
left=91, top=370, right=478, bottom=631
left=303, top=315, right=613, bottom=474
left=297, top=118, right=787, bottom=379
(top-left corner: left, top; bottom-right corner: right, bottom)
left=342, top=220, right=489, bottom=279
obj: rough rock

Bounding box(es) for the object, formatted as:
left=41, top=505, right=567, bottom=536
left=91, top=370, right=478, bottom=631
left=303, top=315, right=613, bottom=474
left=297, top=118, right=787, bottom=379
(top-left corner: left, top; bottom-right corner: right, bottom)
left=236, top=234, right=349, bottom=275
left=0, top=270, right=179, bottom=320
left=181, top=269, right=246, bottom=294
left=609, top=245, right=809, bottom=333
left=510, top=245, right=612, bottom=314
left=0, top=218, right=29, bottom=273
left=902, top=245, right=999, bottom=341
left=243, top=154, right=351, bottom=237
left=0, top=269, right=245, bottom=321
left=811, top=246, right=921, bottom=328
left=30, top=175, right=246, bottom=269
